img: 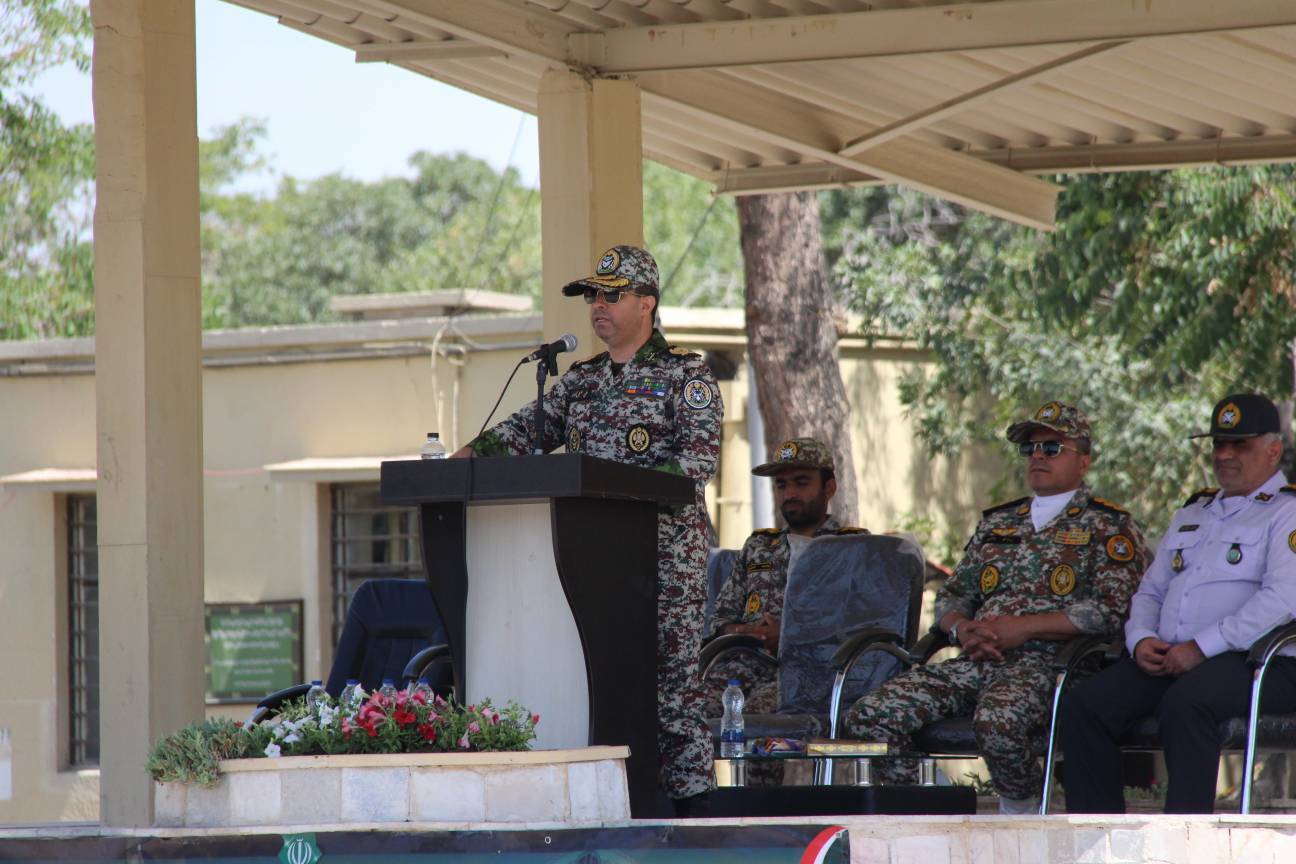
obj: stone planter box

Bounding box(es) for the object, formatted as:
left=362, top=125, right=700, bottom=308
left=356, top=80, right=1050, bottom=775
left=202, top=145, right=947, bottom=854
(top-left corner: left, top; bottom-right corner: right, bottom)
left=154, top=746, right=631, bottom=828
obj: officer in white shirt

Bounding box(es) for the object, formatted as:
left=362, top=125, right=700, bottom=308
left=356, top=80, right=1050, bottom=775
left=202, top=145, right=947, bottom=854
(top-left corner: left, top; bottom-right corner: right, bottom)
left=1061, top=393, right=1296, bottom=813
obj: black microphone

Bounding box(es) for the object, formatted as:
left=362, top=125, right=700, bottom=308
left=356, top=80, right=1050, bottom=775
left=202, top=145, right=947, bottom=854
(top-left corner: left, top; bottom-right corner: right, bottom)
left=524, top=333, right=578, bottom=362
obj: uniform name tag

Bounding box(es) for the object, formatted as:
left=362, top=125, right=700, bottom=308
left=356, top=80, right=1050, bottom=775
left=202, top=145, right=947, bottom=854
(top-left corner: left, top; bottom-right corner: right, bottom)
left=1054, top=529, right=1092, bottom=546
left=1178, top=524, right=1199, bottom=532
left=746, top=562, right=773, bottom=573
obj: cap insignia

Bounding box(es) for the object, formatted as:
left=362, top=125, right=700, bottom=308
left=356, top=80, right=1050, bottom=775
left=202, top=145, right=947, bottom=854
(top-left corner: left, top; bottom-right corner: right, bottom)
left=597, top=249, right=621, bottom=275
left=1218, top=402, right=1241, bottom=429
left=777, top=440, right=800, bottom=461
left=1036, top=401, right=1063, bottom=422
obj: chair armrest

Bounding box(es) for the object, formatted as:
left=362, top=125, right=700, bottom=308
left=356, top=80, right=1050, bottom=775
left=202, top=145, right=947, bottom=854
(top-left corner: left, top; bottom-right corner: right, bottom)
left=830, top=628, right=907, bottom=668
left=1051, top=634, right=1121, bottom=674
left=912, top=626, right=952, bottom=663
left=698, top=633, right=774, bottom=679
left=402, top=643, right=452, bottom=683
left=244, top=683, right=311, bottom=726
left=1247, top=621, right=1296, bottom=668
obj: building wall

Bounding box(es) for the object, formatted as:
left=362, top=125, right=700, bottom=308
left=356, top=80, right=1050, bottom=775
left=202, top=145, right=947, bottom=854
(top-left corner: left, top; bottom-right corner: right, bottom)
left=0, top=313, right=996, bottom=823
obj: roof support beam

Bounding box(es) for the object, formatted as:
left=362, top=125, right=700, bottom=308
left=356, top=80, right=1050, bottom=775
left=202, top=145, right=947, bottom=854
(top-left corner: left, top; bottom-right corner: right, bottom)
left=573, top=0, right=1296, bottom=73
left=840, top=41, right=1128, bottom=155
left=974, top=134, right=1296, bottom=173
left=711, top=163, right=881, bottom=196
left=355, top=0, right=574, bottom=65
left=640, top=72, right=1060, bottom=230
left=354, top=40, right=506, bottom=63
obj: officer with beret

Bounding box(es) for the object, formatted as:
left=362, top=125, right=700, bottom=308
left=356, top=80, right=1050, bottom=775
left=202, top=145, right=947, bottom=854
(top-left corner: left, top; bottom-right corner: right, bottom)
left=456, top=245, right=723, bottom=814
left=1061, top=393, right=1296, bottom=813
left=705, top=437, right=865, bottom=721
left=843, top=402, right=1150, bottom=813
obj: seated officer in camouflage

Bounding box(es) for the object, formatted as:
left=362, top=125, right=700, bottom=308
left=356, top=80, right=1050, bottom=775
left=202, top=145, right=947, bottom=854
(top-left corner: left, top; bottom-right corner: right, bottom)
left=842, top=402, right=1151, bottom=813
left=704, top=437, right=864, bottom=719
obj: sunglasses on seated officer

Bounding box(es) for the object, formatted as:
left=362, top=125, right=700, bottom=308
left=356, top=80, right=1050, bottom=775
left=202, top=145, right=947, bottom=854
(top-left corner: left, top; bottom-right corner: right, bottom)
left=1018, top=440, right=1086, bottom=458
left=581, top=287, right=653, bottom=304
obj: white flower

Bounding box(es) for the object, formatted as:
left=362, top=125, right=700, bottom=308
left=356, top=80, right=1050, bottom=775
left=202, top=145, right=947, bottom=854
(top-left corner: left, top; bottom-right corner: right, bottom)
left=263, top=742, right=282, bottom=758
left=283, top=733, right=301, bottom=745
left=272, top=725, right=287, bottom=740
left=317, top=704, right=338, bottom=726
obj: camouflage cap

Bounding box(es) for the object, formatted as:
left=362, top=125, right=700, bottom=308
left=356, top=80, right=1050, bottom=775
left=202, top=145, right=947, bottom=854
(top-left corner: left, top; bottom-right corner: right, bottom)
left=1005, top=401, right=1092, bottom=444
left=561, top=245, right=660, bottom=298
left=752, top=437, right=836, bottom=476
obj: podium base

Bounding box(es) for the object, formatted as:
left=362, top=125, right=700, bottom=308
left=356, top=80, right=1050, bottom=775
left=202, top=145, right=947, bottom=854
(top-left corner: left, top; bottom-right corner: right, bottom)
left=707, top=784, right=976, bottom=817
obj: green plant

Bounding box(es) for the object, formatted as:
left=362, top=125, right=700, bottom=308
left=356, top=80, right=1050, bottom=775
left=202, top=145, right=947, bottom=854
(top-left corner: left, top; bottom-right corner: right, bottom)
left=146, top=688, right=539, bottom=787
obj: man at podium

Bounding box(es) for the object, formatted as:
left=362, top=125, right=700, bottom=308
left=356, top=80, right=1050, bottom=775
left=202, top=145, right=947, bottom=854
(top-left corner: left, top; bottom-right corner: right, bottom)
left=456, top=245, right=724, bottom=813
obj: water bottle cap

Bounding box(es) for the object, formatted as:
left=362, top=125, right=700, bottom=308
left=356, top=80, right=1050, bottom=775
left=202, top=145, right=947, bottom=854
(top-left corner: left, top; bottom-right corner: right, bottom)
left=346, top=679, right=359, bottom=685
left=311, top=680, right=322, bottom=686
left=418, top=675, right=432, bottom=684
left=427, top=432, right=439, bottom=439
left=727, top=679, right=740, bottom=686
left=382, top=678, right=395, bottom=685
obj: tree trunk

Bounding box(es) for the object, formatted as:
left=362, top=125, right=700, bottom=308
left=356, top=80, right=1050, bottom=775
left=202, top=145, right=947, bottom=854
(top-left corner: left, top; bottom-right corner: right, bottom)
left=737, top=192, right=859, bottom=527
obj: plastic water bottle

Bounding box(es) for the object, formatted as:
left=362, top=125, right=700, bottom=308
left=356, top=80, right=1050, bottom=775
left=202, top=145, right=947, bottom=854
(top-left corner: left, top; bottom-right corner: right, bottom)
left=305, top=680, right=326, bottom=713
left=720, top=679, right=746, bottom=758
left=339, top=678, right=361, bottom=712
left=420, top=433, right=447, bottom=459
left=378, top=678, right=398, bottom=702
left=410, top=675, right=434, bottom=703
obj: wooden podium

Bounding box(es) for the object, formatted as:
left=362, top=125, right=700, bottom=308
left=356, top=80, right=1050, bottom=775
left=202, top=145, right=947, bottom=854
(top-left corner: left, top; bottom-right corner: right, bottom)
left=381, top=454, right=695, bottom=817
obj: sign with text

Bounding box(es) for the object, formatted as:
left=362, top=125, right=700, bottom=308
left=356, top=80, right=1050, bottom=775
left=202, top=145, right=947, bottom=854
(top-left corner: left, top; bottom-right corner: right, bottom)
left=205, top=601, right=303, bottom=703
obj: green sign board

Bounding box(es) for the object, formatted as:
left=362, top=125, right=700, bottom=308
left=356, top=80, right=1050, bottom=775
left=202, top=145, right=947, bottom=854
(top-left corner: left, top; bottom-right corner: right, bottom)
left=205, top=601, right=303, bottom=703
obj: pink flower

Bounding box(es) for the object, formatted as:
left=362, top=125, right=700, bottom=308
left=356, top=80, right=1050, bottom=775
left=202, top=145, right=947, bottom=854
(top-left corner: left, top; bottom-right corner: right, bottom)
left=488, top=710, right=501, bottom=726
left=458, top=733, right=470, bottom=749
left=434, top=694, right=447, bottom=708
left=468, top=721, right=481, bottom=734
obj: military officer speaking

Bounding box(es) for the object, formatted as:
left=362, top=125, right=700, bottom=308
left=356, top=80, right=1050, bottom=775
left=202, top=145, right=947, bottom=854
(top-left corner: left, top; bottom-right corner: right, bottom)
left=453, top=245, right=723, bottom=814
left=842, top=402, right=1150, bottom=813
left=1061, top=393, right=1296, bottom=813
left=705, top=437, right=863, bottom=717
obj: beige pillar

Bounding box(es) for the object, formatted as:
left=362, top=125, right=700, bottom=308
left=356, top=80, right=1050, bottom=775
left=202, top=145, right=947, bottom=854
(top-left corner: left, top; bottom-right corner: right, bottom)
left=537, top=71, right=644, bottom=365
left=91, top=0, right=204, bottom=827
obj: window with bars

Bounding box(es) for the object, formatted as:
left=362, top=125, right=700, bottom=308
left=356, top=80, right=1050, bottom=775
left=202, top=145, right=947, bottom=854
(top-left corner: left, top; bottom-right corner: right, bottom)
left=329, top=483, right=422, bottom=644
left=67, top=495, right=99, bottom=767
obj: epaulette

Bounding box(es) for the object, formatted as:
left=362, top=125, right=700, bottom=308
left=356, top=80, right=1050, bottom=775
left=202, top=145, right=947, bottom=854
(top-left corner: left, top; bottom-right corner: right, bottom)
left=834, top=526, right=870, bottom=535
left=982, top=496, right=1029, bottom=517
left=753, top=528, right=782, bottom=536
left=667, top=345, right=700, bottom=359
left=1088, top=497, right=1130, bottom=516
left=1280, top=484, right=1296, bottom=497
left=1184, top=487, right=1219, bottom=506
left=569, top=352, right=608, bottom=370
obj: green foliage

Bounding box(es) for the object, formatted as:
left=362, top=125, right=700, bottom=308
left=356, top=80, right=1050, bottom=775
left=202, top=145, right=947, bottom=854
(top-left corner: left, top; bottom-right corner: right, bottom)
left=0, top=0, right=95, bottom=339
left=832, top=168, right=1296, bottom=537
left=146, top=690, right=538, bottom=787
left=643, top=161, right=743, bottom=308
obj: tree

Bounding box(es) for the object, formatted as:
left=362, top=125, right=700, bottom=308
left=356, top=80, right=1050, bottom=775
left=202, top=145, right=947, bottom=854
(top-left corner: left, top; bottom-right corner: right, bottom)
left=0, top=0, right=94, bottom=339
left=835, top=167, right=1296, bottom=545
left=643, top=161, right=743, bottom=309
left=738, top=192, right=859, bottom=526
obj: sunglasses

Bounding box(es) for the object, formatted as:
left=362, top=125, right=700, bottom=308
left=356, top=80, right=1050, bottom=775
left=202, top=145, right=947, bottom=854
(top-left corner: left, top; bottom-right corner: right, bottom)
left=582, top=287, right=647, bottom=305
left=1018, top=440, right=1081, bottom=458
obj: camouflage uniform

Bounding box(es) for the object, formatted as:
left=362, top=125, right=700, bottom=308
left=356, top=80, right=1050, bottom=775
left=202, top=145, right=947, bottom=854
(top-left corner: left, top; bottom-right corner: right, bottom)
left=843, top=404, right=1150, bottom=800
left=470, top=326, right=723, bottom=799
left=703, top=515, right=846, bottom=718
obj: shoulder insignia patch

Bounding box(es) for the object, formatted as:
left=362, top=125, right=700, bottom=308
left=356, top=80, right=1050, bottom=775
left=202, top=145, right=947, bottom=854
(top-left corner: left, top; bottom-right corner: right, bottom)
left=1106, top=534, right=1136, bottom=562
left=983, top=496, right=1030, bottom=517
left=683, top=377, right=714, bottom=409
left=1089, top=497, right=1129, bottom=515
left=669, top=346, right=697, bottom=357
left=980, top=565, right=1000, bottom=594
left=1185, top=487, right=1220, bottom=506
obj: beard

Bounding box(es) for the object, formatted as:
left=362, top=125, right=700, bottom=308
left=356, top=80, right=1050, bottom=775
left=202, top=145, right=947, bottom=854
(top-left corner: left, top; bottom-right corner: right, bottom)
left=781, top=496, right=828, bottom=528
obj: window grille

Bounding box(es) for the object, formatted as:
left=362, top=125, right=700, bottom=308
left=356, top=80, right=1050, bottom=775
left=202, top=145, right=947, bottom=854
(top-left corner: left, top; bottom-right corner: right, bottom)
left=67, top=495, right=99, bottom=767
left=329, top=483, right=422, bottom=644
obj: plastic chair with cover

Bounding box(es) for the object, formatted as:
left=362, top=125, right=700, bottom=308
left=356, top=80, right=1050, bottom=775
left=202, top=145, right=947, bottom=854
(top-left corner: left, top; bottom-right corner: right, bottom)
left=701, top=533, right=925, bottom=754
left=246, top=577, right=452, bottom=724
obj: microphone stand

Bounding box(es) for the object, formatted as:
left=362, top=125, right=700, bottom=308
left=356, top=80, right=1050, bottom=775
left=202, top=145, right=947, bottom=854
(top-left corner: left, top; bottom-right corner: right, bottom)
left=531, top=346, right=560, bottom=455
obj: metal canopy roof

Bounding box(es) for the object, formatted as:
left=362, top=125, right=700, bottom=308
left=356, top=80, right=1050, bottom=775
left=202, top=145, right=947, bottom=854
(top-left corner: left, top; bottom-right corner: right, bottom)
left=227, top=0, right=1296, bottom=229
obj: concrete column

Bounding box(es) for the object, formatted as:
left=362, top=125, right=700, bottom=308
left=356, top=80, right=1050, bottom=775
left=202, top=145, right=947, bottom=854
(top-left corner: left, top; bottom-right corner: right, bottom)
left=537, top=71, right=644, bottom=366
left=91, top=0, right=204, bottom=827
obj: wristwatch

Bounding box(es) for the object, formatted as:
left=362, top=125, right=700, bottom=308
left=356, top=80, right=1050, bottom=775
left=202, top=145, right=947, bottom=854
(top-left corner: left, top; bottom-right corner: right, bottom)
left=948, top=622, right=961, bottom=646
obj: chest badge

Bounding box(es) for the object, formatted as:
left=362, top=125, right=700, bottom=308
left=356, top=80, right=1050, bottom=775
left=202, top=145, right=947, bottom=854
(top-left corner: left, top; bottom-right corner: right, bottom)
left=980, top=564, right=1000, bottom=594
left=1288, top=530, right=1296, bottom=554
left=1055, top=528, right=1091, bottom=546
left=1172, top=549, right=1185, bottom=572
left=1050, top=564, right=1077, bottom=596
left=1066, top=505, right=1083, bottom=517
left=1226, top=543, right=1243, bottom=565
left=625, top=377, right=668, bottom=397
left=683, top=377, right=713, bottom=410
left=566, top=426, right=581, bottom=452
left=1105, top=535, right=1136, bottom=562
left=626, top=425, right=652, bottom=453
left=1017, top=504, right=1030, bottom=516
left=745, top=592, right=762, bottom=616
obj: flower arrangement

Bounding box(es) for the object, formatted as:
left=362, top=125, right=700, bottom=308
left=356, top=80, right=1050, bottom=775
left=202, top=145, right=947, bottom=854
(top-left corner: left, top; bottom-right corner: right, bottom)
left=147, top=686, right=539, bottom=787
